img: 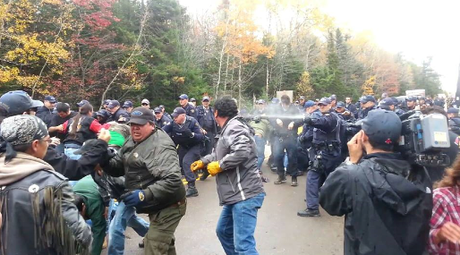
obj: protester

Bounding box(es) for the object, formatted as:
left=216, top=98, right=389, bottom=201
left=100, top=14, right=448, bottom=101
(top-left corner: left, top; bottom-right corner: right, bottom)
left=0, top=115, right=92, bottom=254
left=429, top=155, right=460, bottom=254
left=191, top=96, right=265, bottom=255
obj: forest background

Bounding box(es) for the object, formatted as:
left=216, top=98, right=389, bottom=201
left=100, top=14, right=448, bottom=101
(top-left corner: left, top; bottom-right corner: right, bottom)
left=0, top=0, right=444, bottom=110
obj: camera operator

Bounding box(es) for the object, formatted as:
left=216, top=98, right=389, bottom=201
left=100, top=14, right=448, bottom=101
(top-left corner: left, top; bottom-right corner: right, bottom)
left=447, top=108, right=460, bottom=135
left=319, top=110, right=432, bottom=255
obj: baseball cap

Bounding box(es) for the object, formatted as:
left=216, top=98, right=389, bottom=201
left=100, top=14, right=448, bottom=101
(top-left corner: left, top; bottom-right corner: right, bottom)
left=76, top=100, right=89, bottom=107
left=303, top=100, right=315, bottom=108
left=361, top=110, right=401, bottom=146
left=141, top=99, right=150, bottom=105
left=406, top=96, right=417, bottom=102
left=318, top=97, right=331, bottom=106
left=107, top=100, right=120, bottom=109
left=0, top=90, right=43, bottom=116
left=1, top=115, right=48, bottom=146
left=96, top=109, right=111, bottom=119
left=202, top=96, right=210, bottom=102
left=359, top=95, right=376, bottom=104
left=299, top=96, right=306, bottom=100
left=179, top=94, right=188, bottom=100
left=190, top=98, right=196, bottom=102
left=153, top=107, right=162, bottom=113
left=256, top=99, right=265, bottom=104
left=103, top=99, right=111, bottom=106
left=44, top=95, right=57, bottom=103
left=329, top=95, right=337, bottom=101
left=378, top=98, right=394, bottom=110
left=122, top=100, right=133, bottom=108
left=128, top=107, right=155, bottom=125
left=271, top=98, right=280, bottom=104
left=447, top=108, right=459, bottom=114
left=336, top=101, right=346, bottom=108
left=171, top=107, right=186, bottom=118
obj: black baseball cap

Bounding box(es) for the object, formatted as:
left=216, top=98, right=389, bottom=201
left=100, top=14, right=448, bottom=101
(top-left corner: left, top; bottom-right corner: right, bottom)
left=77, top=100, right=89, bottom=107
left=0, top=90, right=43, bottom=116
left=190, top=98, right=196, bottom=102
left=172, top=107, right=186, bottom=118
left=44, top=95, right=57, bottom=103
left=318, top=97, right=331, bottom=106
left=128, top=107, right=155, bottom=125
left=153, top=107, right=162, bottom=113
left=406, top=96, right=417, bottom=102
left=447, top=108, right=459, bottom=114
left=122, top=100, right=133, bottom=108
left=336, top=101, right=346, bottom=108
left=359, top=95, right=376, bottom=104
left=179, top=94, right=188, bottom=100
left=107, top=100, right=120, bottom=109
left=361, top=110, right=401, bottom=146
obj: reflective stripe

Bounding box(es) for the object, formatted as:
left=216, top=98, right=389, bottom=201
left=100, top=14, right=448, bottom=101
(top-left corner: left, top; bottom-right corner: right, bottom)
left=236, top=166, right=246, bottom=200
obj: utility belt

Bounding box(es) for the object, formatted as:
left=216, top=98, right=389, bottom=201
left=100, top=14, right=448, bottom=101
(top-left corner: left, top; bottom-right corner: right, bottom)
left=312, top=141, right=340, bottom=153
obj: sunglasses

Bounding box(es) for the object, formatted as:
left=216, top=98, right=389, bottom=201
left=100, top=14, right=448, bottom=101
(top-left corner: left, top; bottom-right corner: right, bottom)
left=142, top=103, right=149, bottom=106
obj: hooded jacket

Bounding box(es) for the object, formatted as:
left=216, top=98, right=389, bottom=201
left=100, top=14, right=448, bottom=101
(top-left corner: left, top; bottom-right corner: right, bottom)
left=202, top=116, right=264, bottom=205
left=0, top=152, right=92, bottom=255
left=319, top=153, right=432, bottom=255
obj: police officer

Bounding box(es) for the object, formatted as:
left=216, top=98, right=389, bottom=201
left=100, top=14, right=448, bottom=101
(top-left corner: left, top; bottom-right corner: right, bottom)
left=107, top=100, right=130, bottom=123
left=153, top=107, right=172, bottom=129
left=357, top=95, right=377, bottom=119
left=36, top=95, right=57, bottom=127
left=163, top=107, right=204, bottom=197
left=271, top=95, right=303, bottom=186
left=122, top=100, right=134, bottom=114
left=448, top=108, right=460, bottom=135
left=178, top=94, right=197, bottom=118
left=298, top=97, right=342, bottom=217
left=390, top=97, right=406, bottom=116
left=297, top=100, right=320, bottom=173
left=345, top=97, right=358, bottom=118
left=404, top=96, right=418, bottom=112
left=196, top=96, right=218, bottom=180
left=335, top=101, right=355, bottom=121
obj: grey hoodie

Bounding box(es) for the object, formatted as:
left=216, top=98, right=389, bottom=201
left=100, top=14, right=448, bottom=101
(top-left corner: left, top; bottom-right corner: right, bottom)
left=202, top=116, right=264, bottom=205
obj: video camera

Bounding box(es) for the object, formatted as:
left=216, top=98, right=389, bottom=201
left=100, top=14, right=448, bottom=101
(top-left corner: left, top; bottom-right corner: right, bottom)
left=396, top=110, right=451, bottom=167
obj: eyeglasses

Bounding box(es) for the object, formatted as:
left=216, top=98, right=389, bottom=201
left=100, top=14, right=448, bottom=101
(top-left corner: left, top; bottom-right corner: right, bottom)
left=155, top=112, right=161, bottom=114
left=142, top=103, right=149, bottom=106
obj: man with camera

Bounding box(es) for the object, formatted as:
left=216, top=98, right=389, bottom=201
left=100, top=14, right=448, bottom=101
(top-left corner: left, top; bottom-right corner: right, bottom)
left=319, top=109, right=432, bottom=255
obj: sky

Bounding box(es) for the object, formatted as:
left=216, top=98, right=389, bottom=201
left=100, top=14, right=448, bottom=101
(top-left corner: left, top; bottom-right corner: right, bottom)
left=180, top=0, right=460, bottom=94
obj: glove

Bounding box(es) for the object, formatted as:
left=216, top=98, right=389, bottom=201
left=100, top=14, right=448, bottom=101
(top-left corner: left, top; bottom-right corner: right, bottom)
left=207, top=161, right=223, bottom=176
left=304, top=116, right=312, bottom=125
left=191, top=160, right=205, bottom=172
left=253, top=115, right=261, bottom=123
left=181, top=128, right=193, bottom=138
left=120, top=190, right=145, bottom=207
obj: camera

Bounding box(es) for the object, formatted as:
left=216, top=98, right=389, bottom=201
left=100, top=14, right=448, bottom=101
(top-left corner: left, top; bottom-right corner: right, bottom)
left=396, top=110, right=451, bottom=167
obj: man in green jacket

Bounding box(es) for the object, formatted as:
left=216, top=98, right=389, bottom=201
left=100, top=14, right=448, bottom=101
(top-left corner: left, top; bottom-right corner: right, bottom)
left=73, top=175, right=106, bottom=255
left=103, top=107, right=186, bottom=255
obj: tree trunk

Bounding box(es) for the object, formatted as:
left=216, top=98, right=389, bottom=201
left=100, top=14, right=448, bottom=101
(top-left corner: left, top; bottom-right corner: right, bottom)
left=238, top=59, right=242, bottom=109
left=223, top=53, right=230, bottom=93
left=265, top=58, right=270, bottom=98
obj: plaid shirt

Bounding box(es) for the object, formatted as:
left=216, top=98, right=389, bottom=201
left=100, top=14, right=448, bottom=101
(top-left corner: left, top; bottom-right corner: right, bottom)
left=429, top=186, right=460, bottom=254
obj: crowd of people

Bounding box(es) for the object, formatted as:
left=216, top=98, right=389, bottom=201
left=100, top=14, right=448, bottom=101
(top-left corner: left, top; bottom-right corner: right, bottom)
left=0, top=89, right=459, bottom=255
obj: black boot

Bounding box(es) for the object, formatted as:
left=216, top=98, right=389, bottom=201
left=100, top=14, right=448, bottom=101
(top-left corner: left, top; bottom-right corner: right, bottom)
left=297, top=208, right=320, bottom=217
left=291, top=176, right=298, bottom=187
left=274, top=175, right=287, bottom=185
left=186, top=182, right=199, bottom=197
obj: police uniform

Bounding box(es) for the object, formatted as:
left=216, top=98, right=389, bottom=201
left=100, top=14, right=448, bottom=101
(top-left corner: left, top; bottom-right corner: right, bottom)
left=183, top=103, right=197, bottom=119
left=196, top=104, right=217, bottom=155
left=154, top=114, right=172, bottom=129
left=304, top=104, right=342, bottom=215
left=163, top=114, right=203, bottom=197
left=297, top=109, right=321, bottom=172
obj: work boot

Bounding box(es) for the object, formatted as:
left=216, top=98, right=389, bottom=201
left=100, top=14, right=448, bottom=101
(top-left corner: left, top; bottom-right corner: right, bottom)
left=297, top=209, right=320, bottom=217
left=291, top=176, right=298, bottom=187
left=200, top=170, right=210, bottom=181
left=138, top=238, right=145, bottom=248
left=186, top=182, right=199, bottom=197
left=274, top=175, right=287, bottom=185
left=270, top=163, right=277, bottom=172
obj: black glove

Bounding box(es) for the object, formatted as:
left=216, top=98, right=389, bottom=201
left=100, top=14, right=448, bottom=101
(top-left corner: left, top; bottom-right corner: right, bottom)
left=253, top=115, right=261, bottom=123
left=182, top=128, right=193, bottom=138
left=304, top=116, right=312, bottom=125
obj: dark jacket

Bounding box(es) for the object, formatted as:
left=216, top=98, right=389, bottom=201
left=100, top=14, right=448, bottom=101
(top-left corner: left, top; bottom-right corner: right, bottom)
left=36, top=106, right=54, bottom=127
left=320, top=153, right=432, bottom=255
left=163, top=116, right=204, bottom=148
left=109, top=108, right=130, bottom=123
left=358, top=105, right=377, bottom=119
left=154, top=114, right=172, bottom=129
left=269, top=104, right=303, bottom=137
left=103, top=128, right=186, bottom=214
left=44, top=140, right=109, bottom=180
left=449, top=117, right=460, bottom=135
left=196, top=105, right=217, bottom=133
left=0, top=153, right=92, bottom=255
left=202, top=116, right=264, bottom=205
left=183, top=103, right=197, bottom=119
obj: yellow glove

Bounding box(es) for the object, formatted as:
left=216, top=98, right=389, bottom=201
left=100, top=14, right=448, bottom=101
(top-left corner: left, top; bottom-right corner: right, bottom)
left=191, top=160, right=205, bottom=172
left=207, top=161, right=222, bottom=176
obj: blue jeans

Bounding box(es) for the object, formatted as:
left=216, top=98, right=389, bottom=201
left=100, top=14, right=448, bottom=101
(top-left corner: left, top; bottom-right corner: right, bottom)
left=216, top=192, right=265, bottom=255
left=64, top=143, right=81, bottom=160
left=254, top=135, right=266, bottom=170
left=108, top=201, right=150, bottom=255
